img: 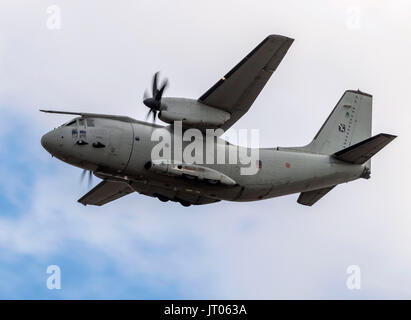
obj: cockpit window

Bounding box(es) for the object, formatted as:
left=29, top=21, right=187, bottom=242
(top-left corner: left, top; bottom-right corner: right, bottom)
left=65, top=120, right=77, bottom=127
left=78, top=119, right=85, bottom=127
left=86, top=119, right=95, bottom=127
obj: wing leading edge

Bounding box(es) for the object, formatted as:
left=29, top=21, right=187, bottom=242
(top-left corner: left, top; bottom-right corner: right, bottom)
left=199, top=34, right=294, bottom=131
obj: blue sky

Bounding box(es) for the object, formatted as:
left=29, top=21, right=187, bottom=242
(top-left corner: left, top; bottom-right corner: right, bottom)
left=0, top=0, right=410, bottom=299
left=0, top=121, right=207, bottom=299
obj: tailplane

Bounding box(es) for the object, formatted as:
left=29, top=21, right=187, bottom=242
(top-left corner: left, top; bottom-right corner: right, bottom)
left=297, top=133, right=396, bottom=206
left=333, top=133, right=397, bottom=165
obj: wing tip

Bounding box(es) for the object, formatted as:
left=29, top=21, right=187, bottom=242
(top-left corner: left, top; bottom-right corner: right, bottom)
left=78, top=201, right=87, bottom=206
left=379, top=133, right=398, bottom=140
left=266, top=34, right=295, bottom=42
left=345, top=89, right=373, bottom=98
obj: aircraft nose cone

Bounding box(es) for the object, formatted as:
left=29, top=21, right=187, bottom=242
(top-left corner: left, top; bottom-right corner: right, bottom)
left=41, top=131, right=57, bottom=155
left=40, top=133, right=47, bottom=149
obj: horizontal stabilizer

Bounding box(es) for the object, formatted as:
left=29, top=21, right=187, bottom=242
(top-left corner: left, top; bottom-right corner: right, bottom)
left=333, top=133, right=397, bottom=165
left=297, top=185, right=336, bottom=206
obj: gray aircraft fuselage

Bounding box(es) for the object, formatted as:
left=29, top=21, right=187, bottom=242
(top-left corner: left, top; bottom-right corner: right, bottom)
left=41, top=116, right=365, bottom=203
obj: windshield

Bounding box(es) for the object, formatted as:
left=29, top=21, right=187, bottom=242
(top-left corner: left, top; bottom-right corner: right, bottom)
left=64, top=120, right=77, bottom=127
left=60, top=117, right=95, bottom=128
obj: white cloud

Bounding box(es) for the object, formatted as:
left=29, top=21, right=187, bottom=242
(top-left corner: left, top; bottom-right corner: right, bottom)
left=0, top=155, right=410, bottom=298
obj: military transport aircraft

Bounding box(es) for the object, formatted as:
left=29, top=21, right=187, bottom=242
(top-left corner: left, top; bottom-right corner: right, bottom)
left=40, top=35, right=396, bottom=207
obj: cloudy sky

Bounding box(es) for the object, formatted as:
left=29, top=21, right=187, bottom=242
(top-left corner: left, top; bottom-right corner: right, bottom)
left=0, top=0, right=410, bottom=299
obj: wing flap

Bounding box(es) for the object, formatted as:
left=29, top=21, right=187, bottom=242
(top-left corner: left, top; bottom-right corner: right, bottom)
left=297, top=185, right=336, bottom=206
left=78, top=180, right=134, bottom=206
left=199, top=35, right=294, bottom=130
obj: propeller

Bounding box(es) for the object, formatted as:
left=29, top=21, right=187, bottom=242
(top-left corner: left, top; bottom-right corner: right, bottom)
left=80, top=169, right=93, bottom=187
left=143, top=72, right=168, bottom=123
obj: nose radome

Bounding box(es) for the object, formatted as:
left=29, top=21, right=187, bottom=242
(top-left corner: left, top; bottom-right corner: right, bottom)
left=41, top=131, right=57, bottom=155
left=40, top=133, right=47, bottom=149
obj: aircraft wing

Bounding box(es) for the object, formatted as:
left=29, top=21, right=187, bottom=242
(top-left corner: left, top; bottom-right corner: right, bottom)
left=78, top=180, right=134, bottom=206
left=297, top=185, right=336, bottom=206
left=39, top=109, right=165, bottom=126
left=198, top=34, right=294, bottom=131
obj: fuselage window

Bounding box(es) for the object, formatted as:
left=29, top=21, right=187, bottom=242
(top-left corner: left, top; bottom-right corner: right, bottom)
left=86, top=119, right=95, bottom=127
left=257, top=160, right=262, bottom=170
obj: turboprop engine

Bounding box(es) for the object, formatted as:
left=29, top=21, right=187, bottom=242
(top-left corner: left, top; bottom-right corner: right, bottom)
left=142, top=72, right=230, bottom=127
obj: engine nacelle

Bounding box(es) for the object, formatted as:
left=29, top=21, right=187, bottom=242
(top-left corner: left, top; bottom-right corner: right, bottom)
left=146, top=160, right=237, bottom=186
left=159, top=98, right=230, bottom=128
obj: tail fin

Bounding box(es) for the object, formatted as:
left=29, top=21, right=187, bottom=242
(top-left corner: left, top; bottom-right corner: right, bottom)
left=305, top=90, right=372, bottom=154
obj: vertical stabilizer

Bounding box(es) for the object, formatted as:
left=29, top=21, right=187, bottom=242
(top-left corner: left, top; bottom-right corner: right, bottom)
left=305, top=90, right=372, bottom=155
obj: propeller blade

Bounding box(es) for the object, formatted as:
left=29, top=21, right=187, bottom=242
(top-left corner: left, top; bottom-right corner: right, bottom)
left=80, top=169, right=87, bottom=182
left=145, top=108, right=153, bottom=120
left=80, top=169, right=93, bottom=187
left=156, top=78, right=168, bottom=101
left=88, top=170, right=93, bottom=187
left=152, top=72, right=159, bottom=97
